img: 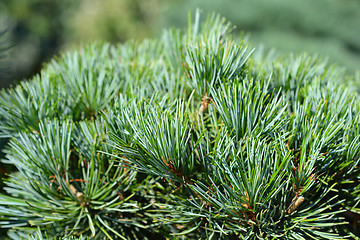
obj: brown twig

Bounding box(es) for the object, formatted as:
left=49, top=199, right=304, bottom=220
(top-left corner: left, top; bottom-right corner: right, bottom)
left=286, top=195, right=305, bottom=214
left=198, top=94, right=212, bottom=116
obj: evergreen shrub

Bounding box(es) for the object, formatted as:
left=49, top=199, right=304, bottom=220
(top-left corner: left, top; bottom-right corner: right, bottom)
left=0, top=11, right=360, bottom=239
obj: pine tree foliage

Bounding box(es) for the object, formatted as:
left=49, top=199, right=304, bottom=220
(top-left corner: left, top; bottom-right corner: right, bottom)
left=0, top=10, right=360, bottom=239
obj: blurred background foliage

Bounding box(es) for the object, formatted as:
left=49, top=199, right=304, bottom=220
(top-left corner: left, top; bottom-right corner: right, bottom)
left=0, top=0, right=360, bottom=89
left=0, top=0, right=166, bottom=88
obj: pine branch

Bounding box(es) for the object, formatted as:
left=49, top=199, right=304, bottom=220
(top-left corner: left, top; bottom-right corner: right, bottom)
left=0, top=9, right=359, bottom=239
